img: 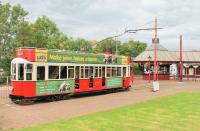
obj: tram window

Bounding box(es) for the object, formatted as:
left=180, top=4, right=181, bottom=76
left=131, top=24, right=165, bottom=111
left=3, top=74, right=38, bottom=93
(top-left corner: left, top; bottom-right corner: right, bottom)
left=99, top=67, right=102, bottom=77
left=37, top=66, right=45, bottom=80
left=75, top=66, right=80, bottom=79
left=117, top=67, right=122, bottom=76
left=102, top=67, right=105, bottom=77
left=85, top=66, right=89, bottom=78
left=49, top=66, right=59, bottom=79
left=112, top=67, right=117, bottom=77
left=95, top=67, right=98, bottom=77
left=18, top=64, right=24, bottom=80
left=81, top=66, right=84, bottom=78
left=68, top=66, right=74, bottom=79
left=107, top=67, right=111, bottom=77
left=89, top=66, right=94, bottom=77
left=60, top=66, right=67, bottom=79
left=123, top=67, right=127, bottom=77
left=26, top=64, right=33, bottom=80
left=11, top=64, right=16, bottom=80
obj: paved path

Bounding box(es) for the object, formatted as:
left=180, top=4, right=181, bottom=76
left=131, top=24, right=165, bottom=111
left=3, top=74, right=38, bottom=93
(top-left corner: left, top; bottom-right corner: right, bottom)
left=0, top=81, right=200, bottom=130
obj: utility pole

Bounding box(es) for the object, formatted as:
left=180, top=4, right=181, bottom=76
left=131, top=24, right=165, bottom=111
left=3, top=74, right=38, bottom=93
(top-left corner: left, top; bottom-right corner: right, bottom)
left=151, top=17, right=160, bottom=91
left=153, top=18, right=159, bottom=81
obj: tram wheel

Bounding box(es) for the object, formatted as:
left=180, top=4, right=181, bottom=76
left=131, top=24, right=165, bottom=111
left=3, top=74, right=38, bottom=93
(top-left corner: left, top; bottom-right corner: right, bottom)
left=49, top=96, right=56, bottom=102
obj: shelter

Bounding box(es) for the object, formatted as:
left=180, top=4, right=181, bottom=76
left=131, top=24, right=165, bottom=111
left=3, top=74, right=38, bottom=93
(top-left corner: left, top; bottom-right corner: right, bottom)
left=134, top=44, right=200, bottom=80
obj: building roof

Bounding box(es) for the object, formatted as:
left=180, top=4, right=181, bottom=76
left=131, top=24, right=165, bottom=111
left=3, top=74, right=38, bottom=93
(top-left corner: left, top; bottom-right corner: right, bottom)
left=134, top=44, right=200, bottom=62
left=145, top=44, right=168, bottom=51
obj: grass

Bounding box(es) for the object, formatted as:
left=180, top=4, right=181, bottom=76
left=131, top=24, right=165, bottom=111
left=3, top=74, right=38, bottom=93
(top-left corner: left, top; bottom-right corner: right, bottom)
left=18, top=92, right=200, bottom=131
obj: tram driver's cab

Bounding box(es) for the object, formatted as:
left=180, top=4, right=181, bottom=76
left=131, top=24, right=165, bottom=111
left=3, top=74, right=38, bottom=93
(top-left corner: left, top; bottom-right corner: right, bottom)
left=10, top=57, right=36, bottom=98
left=11, top=58, right=34, bottom=82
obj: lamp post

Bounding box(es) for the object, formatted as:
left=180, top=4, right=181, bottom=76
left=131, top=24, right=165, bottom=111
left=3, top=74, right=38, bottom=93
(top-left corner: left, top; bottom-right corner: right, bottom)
left=148, top=56, right=152, bottom=83
left=179, top=35, right=183, bottom=81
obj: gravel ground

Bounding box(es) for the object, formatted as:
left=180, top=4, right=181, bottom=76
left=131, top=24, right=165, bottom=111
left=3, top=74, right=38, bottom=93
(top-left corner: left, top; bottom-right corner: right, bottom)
left=0, top=80, right=200, bottom=130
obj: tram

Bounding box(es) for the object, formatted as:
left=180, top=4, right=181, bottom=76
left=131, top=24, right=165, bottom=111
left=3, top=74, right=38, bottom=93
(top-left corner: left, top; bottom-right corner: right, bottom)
left=9, top=48, right=132, bottom=104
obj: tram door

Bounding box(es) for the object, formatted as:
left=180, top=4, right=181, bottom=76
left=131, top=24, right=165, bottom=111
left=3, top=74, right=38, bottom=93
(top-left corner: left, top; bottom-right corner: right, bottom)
left=75, top=66, right=80, bottom=89
left=123, top=67, right=127, bottom=84
left=123, top=67, right=127, bottom=78
left=89, top=66, right=94, bottom=88
left=102, top=67, right=105, bottom=86
left=37, top=66, right=45, bottom=80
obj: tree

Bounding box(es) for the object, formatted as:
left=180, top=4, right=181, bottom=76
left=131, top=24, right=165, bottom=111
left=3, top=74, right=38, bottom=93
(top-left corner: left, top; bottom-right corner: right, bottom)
left=0, top=3, right=29, bottom=80
left=94, top=39, right=119, bottom=54
left=69, top=38, right=92, bottom=52
left=15, top=21, right=32, bottom=47
left=30, top=16, right=60, bottom=48
left=119, top=40, right=147, bottom=57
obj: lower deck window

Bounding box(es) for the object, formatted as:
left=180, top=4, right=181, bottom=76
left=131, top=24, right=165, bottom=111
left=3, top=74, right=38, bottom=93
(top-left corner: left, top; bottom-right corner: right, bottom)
left=18, top=64, right=24, bottom=80
left=37, top=66, right=45, bottom=80
left=102, top=67, right=105, bottom=77
left=123, top=67, right=127, bottom=77
left=85, top=66, right=89, bottom=78
left=26, top=64, right=33, bottom=80
left=49, top=66, right=59, bottom=79
left=107, top=67, right=111, bottom=77
left=81, top=66, right=84, bottom=78
left=95, top=67, right=98, bottom=77
left=112, top=67, right=117, bottom=77
left=68, top=66, right=74, bottom=78
left=117, top=67, right=122, bottom=76
left=60, top=66, right=67, bottom=79
left=11, top=64, right=16, bottom=80
left=99, top=67, right=102, bottom=77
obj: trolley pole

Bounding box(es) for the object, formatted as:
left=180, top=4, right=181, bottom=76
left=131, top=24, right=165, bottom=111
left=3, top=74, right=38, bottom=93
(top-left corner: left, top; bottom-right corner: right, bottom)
left=179, top=35, right=183, bottom=81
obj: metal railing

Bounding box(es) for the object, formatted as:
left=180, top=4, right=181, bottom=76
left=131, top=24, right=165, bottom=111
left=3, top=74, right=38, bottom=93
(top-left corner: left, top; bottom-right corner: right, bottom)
left=0, top=85, right=12, bottom=99
left=0, top=76, right=11, bottom=99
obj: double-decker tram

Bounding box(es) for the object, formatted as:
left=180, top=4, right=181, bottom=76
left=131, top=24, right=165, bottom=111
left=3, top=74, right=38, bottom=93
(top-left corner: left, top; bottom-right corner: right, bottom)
left=10, top=48, right=132, bottom=104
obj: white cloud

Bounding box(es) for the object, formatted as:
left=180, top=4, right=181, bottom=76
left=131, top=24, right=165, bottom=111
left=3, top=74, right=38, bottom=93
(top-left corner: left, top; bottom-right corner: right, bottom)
left=2, top=0, right=200, bottom=51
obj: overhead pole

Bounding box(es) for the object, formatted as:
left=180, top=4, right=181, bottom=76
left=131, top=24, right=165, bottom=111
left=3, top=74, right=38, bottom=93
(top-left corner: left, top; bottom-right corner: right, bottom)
left=153, top=18, right=159, bottom=81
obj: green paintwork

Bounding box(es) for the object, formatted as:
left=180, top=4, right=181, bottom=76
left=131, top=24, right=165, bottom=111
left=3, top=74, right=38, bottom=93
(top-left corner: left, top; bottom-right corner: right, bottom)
left=106, top=77, right=123, bottom=88
left=47, top=50, right=128, bottom=65
left=36, top=80, right=75, bottom=95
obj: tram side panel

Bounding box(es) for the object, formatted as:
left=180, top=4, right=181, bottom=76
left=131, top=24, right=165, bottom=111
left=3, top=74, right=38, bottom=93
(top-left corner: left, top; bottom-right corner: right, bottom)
left=11, top=81, right=36, bottom=97
left=93, top=78, right=103, bottom=90
left=123, top=77, right=131, bottom=88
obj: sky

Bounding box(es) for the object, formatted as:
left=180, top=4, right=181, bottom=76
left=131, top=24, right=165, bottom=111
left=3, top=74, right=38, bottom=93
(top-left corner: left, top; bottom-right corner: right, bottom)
left=2, top=0, right=200, bottom=51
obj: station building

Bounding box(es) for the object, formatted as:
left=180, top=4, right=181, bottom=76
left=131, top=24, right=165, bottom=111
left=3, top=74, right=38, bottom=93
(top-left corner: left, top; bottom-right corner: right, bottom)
left=134, top=44, right=200, bottom=80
